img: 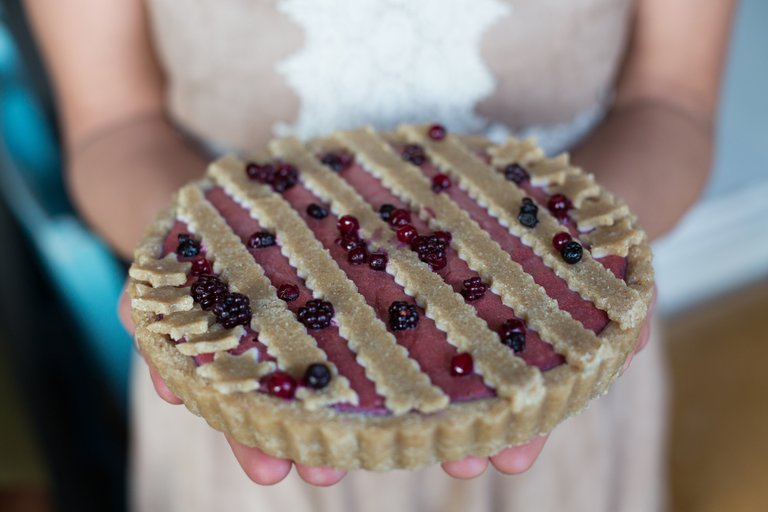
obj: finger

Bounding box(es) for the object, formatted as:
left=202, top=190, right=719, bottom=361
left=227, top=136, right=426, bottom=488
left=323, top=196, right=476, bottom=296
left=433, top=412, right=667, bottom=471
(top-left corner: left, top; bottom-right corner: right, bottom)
left=226, top=435, right=292, bottom=485
left=440, top=455, right=489, bottom=480
left=147, top=362, right=183, bottom=405
left=118, top=283, right=135, bottom=335
left=490, top=435, right=548, bottom=474
left=295, top=464, right=346, bottom=486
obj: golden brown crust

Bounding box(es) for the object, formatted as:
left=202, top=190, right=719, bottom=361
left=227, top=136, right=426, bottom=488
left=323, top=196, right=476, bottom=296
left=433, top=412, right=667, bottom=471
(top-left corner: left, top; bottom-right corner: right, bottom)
left=128, top=126, right=655, bottom=471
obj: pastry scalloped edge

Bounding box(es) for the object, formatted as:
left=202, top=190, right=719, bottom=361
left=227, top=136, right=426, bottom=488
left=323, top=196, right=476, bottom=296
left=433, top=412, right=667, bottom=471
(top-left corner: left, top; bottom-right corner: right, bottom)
left=128, top=128, right=654, bottom=471
left=209, top=158, right=448, bottom=414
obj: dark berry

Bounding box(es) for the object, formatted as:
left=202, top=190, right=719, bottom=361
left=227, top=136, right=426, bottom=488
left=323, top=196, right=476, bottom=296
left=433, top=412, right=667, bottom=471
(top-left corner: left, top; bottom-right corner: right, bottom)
left=297, top=299, right=335, bottom=329
left=428, top=124, right=447, bottom=140
left=306, top=203, right=328, bottom=219
left=246, top=161, right=298, bottom=192
left=433, top=231, right=452, bottom=244
left=191, top=275, right=228, bottom=311
left=271, top=162, right=299, bottom=192
left=261, top=371, right=297, bottom=399
left=348, top=246, right=369, bottom=265
left=520, top=198, right=538, bottom=214
left=379, top=204, right=396, bottom=221
left=561, top=241, right=583, bottom=264
left=337, top=233, right=362, bottom=251
left=337, top=215, right=359, bottom=235
left=247, top=230, right=276, bottom=249
left=369, top=252, right=388, bottom=271
left=190, top=257, right=213, bottom=276
left=518, top=212, right=538, bottom=228
left=432, top=174, right=452, bottom=192
left=388, top=301, right=419, bottom=331
left=176, top=234, right=200, bottom=258
left=401, top=144, right=426, bottom=166
left=321, top=152, right=352, bottom=172
left=304, top=363, right=332, bottom=389
left=396, top=224, right=418, bottom=244
left=499, top=319, right=526, bottom=352
left=277, top=284, right=300, bottom=302
left=503, top=163, right=530, bottom=184
left=460, top=277, right=487, bottom=301
left=450, top=353, right=474, bottom=376
left=410, top=234, right=448, bottom=270
left=388, top=209, right=411, bottom=227
left=552, top=232, right=573, bottom=251
left=212, top=292, right=252, bottom=328
left=547, top=194, right=573, bottom=214
left=245, top=162, right=275, bottom=182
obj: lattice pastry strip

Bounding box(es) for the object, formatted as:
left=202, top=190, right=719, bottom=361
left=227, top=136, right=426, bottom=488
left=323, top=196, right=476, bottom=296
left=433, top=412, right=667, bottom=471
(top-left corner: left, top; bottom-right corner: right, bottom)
left=209, top=160, right=448, bottom=415
left=177, top=324, right=245, bottom=356
left=196, top=349, right=276, bottom=393
left=487, top=137, right=543, bottom=168
left=582, top=217, right=645, bottom=258
left=132, top=284, right=194, bottom=315
left=148, top=307, right=211, bottom=341
left=548, top=173, right=601, bottom=209
left=129, top=254, right=191, bottom=287
left=399, top=125, right=645, bottom=330
left=573, top=193, right=630, bottom=232
left=270, top=137, right=544, bottom=410
left=177, top=184, right=358, bottom=407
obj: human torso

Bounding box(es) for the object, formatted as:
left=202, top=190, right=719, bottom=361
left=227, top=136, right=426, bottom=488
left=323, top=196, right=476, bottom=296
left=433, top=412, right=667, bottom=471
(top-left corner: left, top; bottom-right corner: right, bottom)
left=147, top=0, right=633, bottom=152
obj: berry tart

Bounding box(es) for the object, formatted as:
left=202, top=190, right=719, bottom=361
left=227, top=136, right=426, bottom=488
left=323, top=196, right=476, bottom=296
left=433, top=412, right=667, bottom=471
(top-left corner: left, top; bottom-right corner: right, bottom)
left=128, top=124, right=653, bottom=471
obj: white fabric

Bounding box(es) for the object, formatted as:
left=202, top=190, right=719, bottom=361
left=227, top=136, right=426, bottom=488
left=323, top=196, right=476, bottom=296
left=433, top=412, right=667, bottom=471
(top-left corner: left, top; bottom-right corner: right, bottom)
left=275, top=0, right=509, bottom=139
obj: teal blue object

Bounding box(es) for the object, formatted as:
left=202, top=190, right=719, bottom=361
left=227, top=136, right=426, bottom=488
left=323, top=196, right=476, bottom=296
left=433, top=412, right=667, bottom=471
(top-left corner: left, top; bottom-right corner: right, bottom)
left=0, top=22, right=131, bottom=408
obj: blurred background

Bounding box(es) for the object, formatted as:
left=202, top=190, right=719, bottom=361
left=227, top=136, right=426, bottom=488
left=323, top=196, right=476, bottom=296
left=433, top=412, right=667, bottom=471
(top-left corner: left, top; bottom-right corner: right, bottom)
left=0, top=0, right=766, bottom=511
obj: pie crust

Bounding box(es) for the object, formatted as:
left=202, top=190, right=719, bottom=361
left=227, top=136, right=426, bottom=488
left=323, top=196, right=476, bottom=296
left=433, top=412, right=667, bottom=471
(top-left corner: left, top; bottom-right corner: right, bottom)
left=129, top=125, right=654, bottom=471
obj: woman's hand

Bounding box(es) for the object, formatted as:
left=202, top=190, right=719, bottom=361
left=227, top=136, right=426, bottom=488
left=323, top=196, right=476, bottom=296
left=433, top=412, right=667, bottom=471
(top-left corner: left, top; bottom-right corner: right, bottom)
left=119, top=285, right=655, bottom=485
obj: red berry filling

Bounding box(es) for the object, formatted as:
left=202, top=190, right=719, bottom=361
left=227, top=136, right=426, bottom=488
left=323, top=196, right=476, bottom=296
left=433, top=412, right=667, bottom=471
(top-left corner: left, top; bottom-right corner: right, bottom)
left=261, top=371, right=297, bottom=399
left=348, top=246, right=369, bottom=265
left=450, top=353, right=473, bottom=376
left=337, top=215, right=360, bottom=235
left=428, top=124, right=447, bottom=140
left=245, top=161, right=299, bottom=192
left=277, top=284, right=300, bottom=302
left=396, top=224, right=418, bottom=244
left=388, top=209, right=411, bottom=227
left=401, top=144, right=427, bottom=166
left=190, top=257, right=213, bottom=276
left=368, top=252, right=388, bottom=271
left=460, top=277, right=487, bottom=301
left=410, top=234, right=448, bottom=270
left=552, top=232, right=573, bottom=251
left=321, top=151, right=353, bottom=172
left=431, top=174, right=452, bottom=192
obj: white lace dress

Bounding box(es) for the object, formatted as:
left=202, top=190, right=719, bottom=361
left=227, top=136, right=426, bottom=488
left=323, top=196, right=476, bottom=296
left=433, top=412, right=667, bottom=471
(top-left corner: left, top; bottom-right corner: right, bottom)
left=132, top=1, right=667, bottom=510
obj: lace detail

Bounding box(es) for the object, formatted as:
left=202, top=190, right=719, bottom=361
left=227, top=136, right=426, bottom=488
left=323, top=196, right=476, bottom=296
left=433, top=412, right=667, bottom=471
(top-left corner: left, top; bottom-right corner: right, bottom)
left=275, top=0, right=509, bottom=139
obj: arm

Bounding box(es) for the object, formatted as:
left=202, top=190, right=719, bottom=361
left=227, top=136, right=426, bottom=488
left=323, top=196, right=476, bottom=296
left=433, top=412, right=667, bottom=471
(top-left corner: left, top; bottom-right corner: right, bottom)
left=571, top=0, right=736, bottom=241
left=23, top=0, right=337, bottom=486
left=23, top=0, right=206, bottom=259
